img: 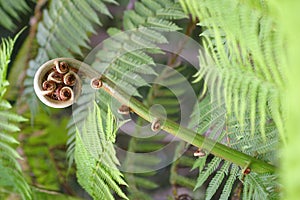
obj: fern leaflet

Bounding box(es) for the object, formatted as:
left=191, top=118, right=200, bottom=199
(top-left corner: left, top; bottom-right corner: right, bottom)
left=0, top=34, right=31, bottom=199
left=74, top=102, right=128, bottom=200
left=0, top=0, right=30, bottom=30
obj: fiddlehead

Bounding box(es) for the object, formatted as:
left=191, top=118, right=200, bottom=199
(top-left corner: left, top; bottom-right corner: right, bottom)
left=34, top=58, right=97, bottom=108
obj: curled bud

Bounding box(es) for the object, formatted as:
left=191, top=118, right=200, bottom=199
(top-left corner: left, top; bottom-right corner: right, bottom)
left=41, top=80, right=56, bottom=95
left=63, top=71, right=77, bottom=86
left=47, top=71, right=63, bottom=83
left=54, top=60, right=69, bottom=74
left=59, top=86, right=73, bottom=101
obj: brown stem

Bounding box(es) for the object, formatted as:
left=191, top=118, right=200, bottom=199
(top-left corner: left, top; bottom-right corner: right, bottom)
left=17, top=0, right=48, bottom=105
left=167, top=16, right=197, bottom=67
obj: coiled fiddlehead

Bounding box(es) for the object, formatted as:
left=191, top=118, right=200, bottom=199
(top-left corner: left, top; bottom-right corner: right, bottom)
left=34, top=58, right=97, bottom=108
left=33, top=58, right=276, bottom=174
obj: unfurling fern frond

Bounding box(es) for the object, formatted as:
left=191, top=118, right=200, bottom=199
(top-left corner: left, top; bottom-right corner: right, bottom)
left=75, top=102, right=128, bottom=200
left=0, top=35, right=31, bottom=199
left=242, top=173, right=278, bottom=200
left=24, top=0, right=116, bottom=115
left=0, top=0, right=30, bottom=30
left=180, top=0, right=286, bottom=142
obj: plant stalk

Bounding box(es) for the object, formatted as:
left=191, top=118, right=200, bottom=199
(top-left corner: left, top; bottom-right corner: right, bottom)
left=65, top=58, right=276, bottom=174
left=99, top=76, right=276, bottom=174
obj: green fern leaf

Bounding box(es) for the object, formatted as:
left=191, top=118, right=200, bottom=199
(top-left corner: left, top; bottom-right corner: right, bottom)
left=219, top=164, right=239, bottom=200
left=0, top=0, right=30, bottom=30
left=0, top=34, right=32, bottom=199
left=75, top=102, right=128, bottom=200
left=242, top=173, right=278, bottom=200
left=182, top=0, right=286, bottom=142
left=205, top=161, right=230, bottom=200
left=194, top=157, right=222, bottom=190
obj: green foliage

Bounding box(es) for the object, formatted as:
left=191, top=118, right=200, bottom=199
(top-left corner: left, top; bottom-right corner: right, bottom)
left=277, top=1, right=300, bottom=199
left=123, top=133, right=163, bottom=200
left=179, top=0, right=282, bottom=199
left=181, top=0, right=286, bottom=142
left=242, top=173, right=278, bottom=200
left=187, top=90, right=279, bottom=199
left=68, top=2, right=188, bottom=197
left=21, top=111, right=71, bottom=191
left=31, top=187, right=81, bottom=200
left=0, top=0, right=30, bottom=30
left=0, top=35, right=31, bottom=199
left=92, top=0, right=187, bottom=96
left=0, top=0, right=290, bottom=199
left=75, top=103, right=128, bottom=200
left=169, top=141, right=201, bottom=199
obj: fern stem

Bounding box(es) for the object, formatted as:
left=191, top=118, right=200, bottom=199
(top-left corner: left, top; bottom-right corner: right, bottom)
left=100, top=76, right=276, bottom=174
left=37, top=58, right=276, bottom=174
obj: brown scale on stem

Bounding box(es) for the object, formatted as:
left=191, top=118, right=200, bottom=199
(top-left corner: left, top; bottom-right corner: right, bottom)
left=117, top=105, right=132, bottom=115
left=91, top=77, right=103, bottom=89
left=193, top=148, right=206, bottom=157
left=151, top=118, right=161, bottom=132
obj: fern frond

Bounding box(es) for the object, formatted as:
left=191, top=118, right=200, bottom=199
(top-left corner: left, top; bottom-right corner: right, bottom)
left=194, top=157, right=222, bottom=190
left=75, top=102, right=128, bottom=200
left=67, top=0, right=187, bottom=166
left=219, top=164, right=239, bottom=200
left=189, top=92, right=278, bottom=198
left=182, top=0, right=286, bottom=142
left=0, top=35, right=31, bottom=199
left=242, top=173, right=279, bottom=200
left=205, top=161, right=230, bottom=200
left=0, top=0, right=30, bottom=30
left=66, top=81, right=115, bottom=166
left=180, top=1, right=283, bottom=195
left=91, top=0, right=187, bottom=97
